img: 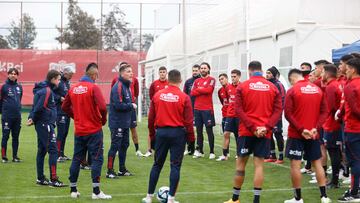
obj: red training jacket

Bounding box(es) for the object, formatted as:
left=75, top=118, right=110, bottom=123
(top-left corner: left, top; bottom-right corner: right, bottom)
left=149, top=79, right=169, bottom=100
left=218, top=85, right=229, bottom=117
left=285, top=80, right=327, bottom=139
left=235, top=76, right=282, bottom=138
left=62, top=77, right=107, bottom=136
left=323, top=79, right=342, bottom=132
left=190, top=76, right=216, bottom=111
left=226, top=82, right=239, bottom=118
left=148, top=85, right=195, bottom=142
left=344, top=77, right=360, bottom=133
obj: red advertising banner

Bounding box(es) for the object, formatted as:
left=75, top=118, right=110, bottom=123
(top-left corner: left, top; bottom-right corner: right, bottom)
left=0, top=49, right=146, bottom=105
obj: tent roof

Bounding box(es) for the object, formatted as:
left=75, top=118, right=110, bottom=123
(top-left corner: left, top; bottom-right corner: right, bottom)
left=332, top=40, right=360, bottom=63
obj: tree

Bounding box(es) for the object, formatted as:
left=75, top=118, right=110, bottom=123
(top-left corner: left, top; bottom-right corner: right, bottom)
left=101, top=4, right=130, bottom=51
left=142, top=33, right=154, bottom=51
left=0, top=35, right=9, bottom=49
left=56, top=0, right=100, bottom=49
left=7, top=13, right=37, bottom=49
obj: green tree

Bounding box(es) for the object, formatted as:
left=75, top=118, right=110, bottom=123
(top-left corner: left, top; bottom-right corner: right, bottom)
left=0, top=35, right=9, bottom=49
left=102, top=4, right=130, bottom=51
left=56, top=0, right=100, bottom=49
left=7, top=13, right=37, bottom=49
left=142, top=33, right=154, bottom=51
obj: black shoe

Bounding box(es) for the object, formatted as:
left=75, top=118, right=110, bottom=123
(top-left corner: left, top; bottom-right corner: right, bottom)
left=117, top=169, right=133, bottom=176
left=49, top=178, right=67, bottom=187
left=338, top=190, right=360, bottom=202
left=80, top=164, right=91, bottom=170
left=106, top=170, right=118, bottom=179
left=326, top=181, right=340, bottom=189
left=36, top=177, right=50, bottom=186
left=2, top=157, right=8, bottom=163
left=12, top=157, right=21, bottom=162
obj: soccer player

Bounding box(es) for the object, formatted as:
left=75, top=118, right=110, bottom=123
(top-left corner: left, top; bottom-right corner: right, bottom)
left=283, top=69, right=330, bottom=203
left=321, top=64, right=343, bottom=188
left=106, top=64, right=137, bottom=178
left=1, top=68, right=22, bottom=163
left=183, top=64, right=200, bottom=155
left=62, top=63, right=111, bottom=199
left=264, top=66, right=286, bottom=164
left=142, top=69, right=195, bottom=203
left=217, top=70, right=241, bottom=161
left=224, top=61, right=282, bottom=203
left=218, top=73, right=229, bottom=135
left=313, top=60, right=331, bottom=90
left=54, top=66, right=74, bottom=162
left=111, top=62, right=143, bottom=157
left=191, top=62, right=216, bottom=159
left=337, top=57, right=360, bottom=202
left=300, top=62, right=312, bottom=80
left=145, top=66, right=169, bottom=157
left=27, top=69, right=65, bottom=187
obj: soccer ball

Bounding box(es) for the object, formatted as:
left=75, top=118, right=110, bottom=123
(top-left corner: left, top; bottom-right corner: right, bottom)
left=156, top=186, right=169, bottom=203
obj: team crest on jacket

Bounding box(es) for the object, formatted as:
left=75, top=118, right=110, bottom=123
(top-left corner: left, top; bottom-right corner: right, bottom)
left=301, top=85, right=319, bottom=94
left=160, top=93, right=179, bottom=102
left=249, top=82, right=270, bottom=91
left=73, top=85, right=88, bottom=94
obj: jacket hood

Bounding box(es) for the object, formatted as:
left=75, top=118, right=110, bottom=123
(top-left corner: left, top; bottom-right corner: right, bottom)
left=33, top=81, right=50, bottom=94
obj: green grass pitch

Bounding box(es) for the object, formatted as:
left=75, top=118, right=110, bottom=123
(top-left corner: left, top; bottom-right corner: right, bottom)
left=0, top=113, right=346, bottom=202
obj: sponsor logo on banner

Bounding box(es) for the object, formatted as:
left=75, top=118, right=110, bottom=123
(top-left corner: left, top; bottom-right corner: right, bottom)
left=160, top=93, right=179, bottom=102
left=249, top=82, right=270, bottom=91
left=300, top=85, right=319, bottom=94
left=73, top=85, right=88, bottom=94
left=0, top=61, right=23, bottom=72
left=49, top=60, right=76, bottom=73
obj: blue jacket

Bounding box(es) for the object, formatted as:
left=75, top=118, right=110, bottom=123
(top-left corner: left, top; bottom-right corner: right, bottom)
left=183, top=75, right=200, bottom=109
left=0, top=79, right=22, bottom=119
left=53, top=75, right=70, bottom=116
left=269, top=78, right=286, bottom=107
left=29, top=81, right=57, bottom=124
left=109, top=77, right=133, bottom=129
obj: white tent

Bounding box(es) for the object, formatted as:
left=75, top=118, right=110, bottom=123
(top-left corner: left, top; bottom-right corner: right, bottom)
left=139, top=0, right=360, bottom=123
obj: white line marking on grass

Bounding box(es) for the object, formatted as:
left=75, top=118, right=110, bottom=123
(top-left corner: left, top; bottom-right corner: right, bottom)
left=0, top=186, right=321, bottom=199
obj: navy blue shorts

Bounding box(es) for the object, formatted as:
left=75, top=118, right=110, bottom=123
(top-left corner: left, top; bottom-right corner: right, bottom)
left=285, top=138, right=321, bottom=161
left=221, top=117, right=227, bottom=133
left=194, top=110, right=215, bottom=128
left=130, top=109, right=137, bottom=128
left=324, top=130, right=342, bottom=149
left=237, top=136, right=270, bottom=158
left=224, top=117, right=239, bottom=134
left=344, top=133, right=360, bottom=168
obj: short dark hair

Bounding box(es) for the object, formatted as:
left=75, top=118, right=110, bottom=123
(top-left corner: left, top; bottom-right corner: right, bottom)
left=248, top=61, right=262, bottom=71
left=192, top=64, right=200, bottom=69
left=119, top=64, right=131, bottom=73
left=159, top=66, right=167, bottom=71
left=288, top=68, right=303, bottom=80
left=218, top=73, right=228, bottom=78
left=323, top=64, right=338, bottom=78
left=231, top=69, right=241, bottom=76
left=46, top=70, right=61, bottom=81
left=346, top=58, right=360, bottom=75
left=168, top=69, right=181, bottom=83
left=86, top=62, right=98, bottom=72
left=200, top=62, right=211, bottom=69
left=119, top=61, right=128, bottom=66
left=314, top=60, right=331, bottom=66
left=351, top=52, right=360, bottom=59
left=300, top=62, right=312, bottom=70
left=7, top=68, right=19, bottom=75
left=340, top=54, right=354, bottom=63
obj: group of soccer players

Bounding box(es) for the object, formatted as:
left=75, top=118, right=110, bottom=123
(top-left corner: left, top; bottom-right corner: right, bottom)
left=1, top=52, right=360, bottom=203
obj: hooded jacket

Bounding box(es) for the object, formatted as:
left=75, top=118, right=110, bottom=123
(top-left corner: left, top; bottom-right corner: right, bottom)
left=0, top=79, right=22, bottom=119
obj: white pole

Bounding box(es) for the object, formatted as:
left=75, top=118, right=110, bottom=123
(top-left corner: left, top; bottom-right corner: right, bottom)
left=137, top=63, right=142, bottom=122
left=182, top=0, right=187, bottom=71
left=245, top=0, right=250, bottom=78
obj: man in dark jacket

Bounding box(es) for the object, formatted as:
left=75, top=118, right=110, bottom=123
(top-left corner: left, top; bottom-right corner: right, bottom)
left=265, top=66, right=286, bottom=164
left=1, top=68, right=23, bottom=163
left=54, top=66, right=74, bottom=162
left=27, top=69, right=65, bottom=187
left=106, top=64, right=137, bottom=178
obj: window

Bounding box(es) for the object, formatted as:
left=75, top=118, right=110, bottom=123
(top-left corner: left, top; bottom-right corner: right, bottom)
left=279, top=46, right=293, bottom=67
